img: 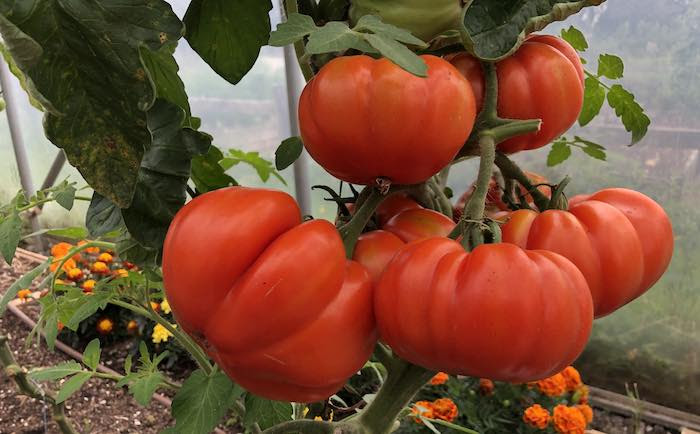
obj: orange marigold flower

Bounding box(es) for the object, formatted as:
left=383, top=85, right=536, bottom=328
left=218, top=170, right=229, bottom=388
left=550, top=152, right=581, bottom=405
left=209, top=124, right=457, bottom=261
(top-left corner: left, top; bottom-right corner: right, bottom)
left=537, top=373, right=567, bottom=397
left=127, top=320, right=139, bottom=335
left=91, top=261, right=109, bottom=274
left=50, top=242, right=72, bottom=258
left=561, top=366, right=582, bottom=391
left=77, top=240, right=100, bottom=254
left=50, top=258, right=77, bottom=273
left=66, top=267, right=84, bottom=281
left=17, top=289, right=32, bottom=301
left=430, top=372, right=449, bottom=385
left=113, top=268, right=129, bottom=278
left=575, top=404, right=593, bottom=424
left=150, top=301, right=160, bottom=312
left=431, top=398, right=458, bottom=422
left=411, top=401, right=434, bottom=424
left=123, top=261, right=136, bottom=270
left=57, top=321, right=64, bottom=331
left=523, top=404, right=551, bottom=429
left=97, top=252, right=113, bottom=264
left=82, top=279, right=96, bottom=293
left=553, top=404, right=586, bottom=434
left=479, top=378, right=495, bottom=395
left=96, top=318, right=114, bottom=335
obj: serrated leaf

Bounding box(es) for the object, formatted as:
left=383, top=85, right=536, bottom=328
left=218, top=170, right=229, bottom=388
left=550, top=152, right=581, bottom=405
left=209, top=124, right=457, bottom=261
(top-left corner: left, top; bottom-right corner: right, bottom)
left=354, top=15, right=427, bottom=47
left=269, top=13, right=318, bottom=46
left=581, top=144, right=606, bottom=160
left=460, top=0, right=603, bottom=61
left=607, top=84, right=650, bottom=145
left=184, top=0, right=272, bottom=85
left=579, top=76, right=606, bottom=126
left=547, top=140, right=572, bottom=166
left=29, top=361, right=83, bottom=381
left=124, top=354, right=133, bottom=375
left=597, top=54, right=624, bottom=79
left=0, top=212, right=21, bottom=264
left=0, top=259, right=49, bottom=316
left=86, top=193, right=124, bottom=238
left=364, top=34, right=427, bottom=77
left=275, top=137, right=304, bottom=170
left=305, top=21, right=375, bottom=54
left=243, top=395, right=293, bottom=430
left=45, top=227, right=89, bottom=240
left=82, top=339, right=101, bottom=371
left=561, top=25, right=588, bottom=51
left=53, top=184, right=76, bottom=211
left=170, top=370, right=243, bottom=434
left=220, top=149, right=286, bottom=185
left=130, top=371, right=164, bottom=406
left=191, top=145, right=237, bottom=193
left=66, top=291, right=112, bottom=330
left=56, top=372, right=92, bottom=404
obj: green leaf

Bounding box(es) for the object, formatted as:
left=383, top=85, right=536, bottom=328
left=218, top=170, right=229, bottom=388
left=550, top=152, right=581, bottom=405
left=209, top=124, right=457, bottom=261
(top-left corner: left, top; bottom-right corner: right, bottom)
left=573, top=136, right=606, bottom=161
left=0, top=1, right=184, bottom=208
left=65, top=291, right=112, bottom=330
left=121, top=99, right=212, bottom=250
left=169, top=370, right=244, bottom=434
left=0, top=211, right=21, bottom=265
left=305, top=21, right=375, bottom=54
left=597, top=54, right=624, bottom=79
left=353, top=15, right=427, bottom=47
left=220, top=149, right=286, bottom=185
left=130, top=371, right=164, bottom=406
left=191, top=145, right=238, bottom=193
left=560, top=25, right=588, bottom=51
left=364, top=34, right=427, bottom=76
left=85, top=193, right=124, bottom=238
left=0, top=42, right=43, bottom=110
left=184, top=0, right=272, bottom=85
left=56, top=372, right=92, bottom=404
left=243, top=395, right=293, bottom=430
left=547, top=140, right=572, bottom=166
left=53, top=183, right=76, bottom=211
left=607, top=84, right=650, bottom=145
left=579, top=76, right=606, bottom=126
left=46, top=227, right=89, bottom=240
left=82, top=339, right=101, bottom=371
left=116, top=234, right=159, bottom=268
left=460, top=0, right=603, bottom=61
left=275, top=137, right=304, bottom=170
left=269, top=13, right=318, bottom=46
left=29, top=362, right=83, bottom=381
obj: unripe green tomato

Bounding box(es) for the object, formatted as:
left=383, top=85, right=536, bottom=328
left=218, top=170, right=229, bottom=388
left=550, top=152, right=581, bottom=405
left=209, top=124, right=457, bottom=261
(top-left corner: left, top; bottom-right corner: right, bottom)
left=349, top=0, right=463, bottom=42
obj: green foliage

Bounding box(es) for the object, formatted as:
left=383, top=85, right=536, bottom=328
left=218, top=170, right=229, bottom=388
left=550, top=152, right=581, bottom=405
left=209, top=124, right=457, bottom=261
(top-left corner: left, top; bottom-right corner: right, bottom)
left=269, top=13, right=428, bottom=76
left=579, top=77, right=606, bottom=126
left=560, top=25, right=588, bottom=51
left=547, top=136, right=606, bottom=167
left=220, top=149, right=286, bottom=185
left=116, top=341, right=169, bottom=406
left=56, top=372, right=93, bottom=404
left=86, top=193, right=124, bottom=238
left=460, top=0, right=604, bottom=61
left=597, top=54, right=624, bottom=79
left=184, top=0, right=272, bottom=85
left=243, top=395, right=293, bottom=430
left=191, top=145, right=238, bottom=193
left=0, top=42, right=43, bottom=110
left=607, top=84, right=650, bottom=145
left=275, top=137, right=304, bottom=170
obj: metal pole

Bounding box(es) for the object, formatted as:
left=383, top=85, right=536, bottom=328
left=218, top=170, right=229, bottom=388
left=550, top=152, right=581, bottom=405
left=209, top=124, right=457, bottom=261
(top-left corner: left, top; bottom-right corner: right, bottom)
left=41, top=150, right=67, bottom=190
left=0, top=56, right=43, bottom=248
left=282, top=43, right=312, bottom=215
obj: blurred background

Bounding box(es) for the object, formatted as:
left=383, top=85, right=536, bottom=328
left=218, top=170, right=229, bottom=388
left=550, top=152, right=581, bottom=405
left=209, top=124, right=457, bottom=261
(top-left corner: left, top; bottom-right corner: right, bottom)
left=0, top=0, right=697, bottom=414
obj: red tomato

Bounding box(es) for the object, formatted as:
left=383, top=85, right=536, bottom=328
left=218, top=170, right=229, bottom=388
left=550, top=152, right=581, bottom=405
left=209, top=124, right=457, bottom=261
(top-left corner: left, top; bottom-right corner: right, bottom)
left=375, top=239, right=593, bottom=382
left=299, top=55, right=477, bottom=184
left=382, top=208, right=456, bottom=243
left=162, top=187, right=376, bottom=402
left=454, top=171, right=550, bottom=216
left=501, top=188, right=673, bottom=317
left=353, top=230, right=405, bottom=285
left=375, top=193, right=423, bottom=226
left=449, top=35, right=584, bottom=153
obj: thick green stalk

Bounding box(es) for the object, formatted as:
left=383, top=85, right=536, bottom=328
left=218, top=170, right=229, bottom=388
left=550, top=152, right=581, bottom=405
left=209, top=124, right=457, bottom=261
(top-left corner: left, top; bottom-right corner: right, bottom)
left=462, top=135, right=496, bottom=222
left=494, top=152, right=550, bottom=211
left=338, top=187, right=387, bottom=258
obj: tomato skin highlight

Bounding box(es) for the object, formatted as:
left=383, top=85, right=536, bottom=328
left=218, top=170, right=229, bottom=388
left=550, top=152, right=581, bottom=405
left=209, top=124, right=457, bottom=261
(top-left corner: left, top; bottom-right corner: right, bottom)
left=162, top=187, right=376, bottom=402
left=449, top=35, right=584, bottom=153
left=383, top=208, right=456, bottom=243
left=299, top=55, right=477, bottom=185
left=375, top=239, right=593, bottom=382
left=353, top=230, right=405, bottom=285
left=501, top=188, right=673, bottom=317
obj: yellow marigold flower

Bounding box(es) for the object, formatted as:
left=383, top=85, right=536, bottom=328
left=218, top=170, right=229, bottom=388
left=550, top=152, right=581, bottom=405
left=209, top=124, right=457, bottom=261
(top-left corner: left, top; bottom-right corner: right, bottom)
left=479, top=378, right=495, bottom=395
left=82, top=279, right=96, bottom=293
left=66, top=267, right=84, bottom=281
left=96, top=318, right=114, bottom=335
left=160, top=299, right=171, bottom=315
left=17, top=289, right=32, bottom=301
left=152, top=323, right=174, bottom=344
left=430, top=372, right=448, bottom=385
left=553, top=404, right=586, bottom=434
left=431, top=398, right=458, bottom=422
left=561, top=366, right=582, bottom=391
left=78, top=240, right=100, bottom=254
left=411, top=401, right=434, bottom=424
left=127, top=320, right=139, bottom=335
left=575, top=404, right=593, bottom=424
left=113, top=268, right=129, bottom=278
left=537, top=373, right=567, bottom=397
left=523, top=404, right=550, bottom=429
left=97, top=252, right=113, bottom=264
left=91, top=261, right=109, bottom=274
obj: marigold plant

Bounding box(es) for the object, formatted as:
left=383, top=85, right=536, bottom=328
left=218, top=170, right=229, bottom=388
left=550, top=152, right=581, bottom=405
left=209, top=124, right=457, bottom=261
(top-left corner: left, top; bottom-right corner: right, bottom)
left=536, top=373, right=568, bottom=397
left=523, top=404, right=550, bottom=429
left=552, top=404, right=587, bottom=434
left=430, top=372, right=448, bottom=385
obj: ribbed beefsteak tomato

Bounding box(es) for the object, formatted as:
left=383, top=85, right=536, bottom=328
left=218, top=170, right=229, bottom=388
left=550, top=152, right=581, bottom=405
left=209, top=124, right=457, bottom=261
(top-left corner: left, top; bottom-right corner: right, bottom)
left=162, top=187, right=376, bottom=402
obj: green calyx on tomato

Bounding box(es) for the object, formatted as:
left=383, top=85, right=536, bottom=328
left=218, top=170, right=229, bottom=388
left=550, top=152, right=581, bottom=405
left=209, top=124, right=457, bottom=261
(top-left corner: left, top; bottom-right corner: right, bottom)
left=349, top=0, right=463, bottom=42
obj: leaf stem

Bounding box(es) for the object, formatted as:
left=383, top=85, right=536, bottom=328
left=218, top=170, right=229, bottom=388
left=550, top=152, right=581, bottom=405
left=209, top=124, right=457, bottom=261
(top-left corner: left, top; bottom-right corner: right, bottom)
left=584, top=69, right=611, bottom=90
left=283, top=0, right=315, bottom=82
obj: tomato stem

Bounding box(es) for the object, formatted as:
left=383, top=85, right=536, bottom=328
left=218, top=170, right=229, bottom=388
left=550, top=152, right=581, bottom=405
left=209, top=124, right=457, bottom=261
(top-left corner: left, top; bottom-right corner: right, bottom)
left=338, top=187, right=386, bottom=258
left=548, top=175, right=572, bottom=210
left=494, top=152, right=551, bottom=211
left=283, top=0, right=315, bottom=82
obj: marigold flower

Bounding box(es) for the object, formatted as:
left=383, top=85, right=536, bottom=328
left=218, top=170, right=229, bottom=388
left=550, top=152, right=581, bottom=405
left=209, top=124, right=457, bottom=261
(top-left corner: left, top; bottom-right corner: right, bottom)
left=537, top=373, right=567, bottom=397
left=523, top=404, right=550, bottom=429
left=430, top=372, right=448, bottom=385
left=91, top=261, right=109, bottom=274
left=553, top=404, right=586, bottom=434
left=97, top=252, right=113, bottom=264
left=431, top=398, right=458, bottom=422
left=66, top=267, right=84, bottom=281
left=82, top=279, right=96, bottom=293
left=479, top=378, right=495, bottom=395
left=50, top=258, right=77, bottom=273
left=160, top=299, right=171, bottom=315
left=150, top=301, right=160, bottom=312
left=78, top=240, right=100, bottom=254
left=17, top=289, right=32, bottom=301
left=574, top=385, right=589, bottom=404
left=152, top=323, right=174, bottom=343
left=96, top=318, right=114, bottom=335
left=575, top=404, right=593, bottom=424
left=127, top=320, right=139, bottom=335
left=57, top=321, right=64, bottom=331
left=113, top=268, right=129, bottom=278
left=561, top=366, right=582, bottom=391
left=123, top=261, right=136, bottom=270
left=51, top=242, right=82, bottom=262
left=411, top=401, right=434, bottom=424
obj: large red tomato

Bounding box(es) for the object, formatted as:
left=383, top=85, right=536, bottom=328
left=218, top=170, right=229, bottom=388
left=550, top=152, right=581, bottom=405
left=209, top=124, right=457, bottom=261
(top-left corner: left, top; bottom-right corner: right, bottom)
left=449, top=35, right=584, bottom=153
left=162, top=187, right=376, bottom=402
left=501, top=188, right=673, bottom=317
left=382, top=208, right=456, bottom=243
left=375, top=239, right=593, bottom=382
left=299, top=55, right=477, bottom=185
